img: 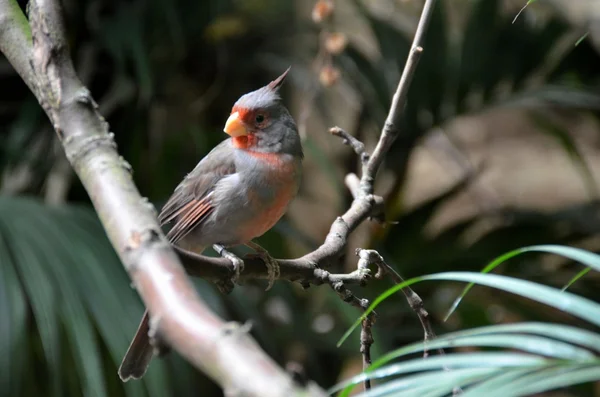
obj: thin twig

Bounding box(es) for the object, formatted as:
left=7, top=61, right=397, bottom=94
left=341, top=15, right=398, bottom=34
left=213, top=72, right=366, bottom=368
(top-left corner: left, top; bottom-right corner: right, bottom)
left=328, top=0, right=440, bottom=388
left=364, top=0, right=437, bottom=182
left=360, top=316, right=375, bottom=390
left=357, top=249, right=438, bottom=357
left=356, top=249, right=463, bottom=395
left=330, top=126, right=370, bottom=164
left=326, top=276, right=376, bottom=391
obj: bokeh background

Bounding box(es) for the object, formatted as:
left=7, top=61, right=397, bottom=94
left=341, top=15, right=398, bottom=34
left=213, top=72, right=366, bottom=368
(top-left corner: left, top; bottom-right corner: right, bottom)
left=1, top=0, right=600, bottom=396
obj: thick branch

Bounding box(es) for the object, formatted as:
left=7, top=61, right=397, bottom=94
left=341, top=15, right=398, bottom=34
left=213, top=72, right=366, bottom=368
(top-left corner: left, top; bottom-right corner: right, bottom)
left=0, top=1, right=324, bottom=395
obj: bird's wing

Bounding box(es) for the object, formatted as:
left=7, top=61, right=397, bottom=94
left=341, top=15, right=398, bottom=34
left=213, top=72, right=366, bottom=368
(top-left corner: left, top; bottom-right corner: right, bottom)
left=158, top=140, right=236, bottom=244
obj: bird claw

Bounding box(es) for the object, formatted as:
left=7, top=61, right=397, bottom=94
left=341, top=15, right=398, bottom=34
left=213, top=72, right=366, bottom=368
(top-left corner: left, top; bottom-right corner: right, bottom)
left=213, top=244, right=244, bottom=291
left=245, top=241, right=279, bottom=291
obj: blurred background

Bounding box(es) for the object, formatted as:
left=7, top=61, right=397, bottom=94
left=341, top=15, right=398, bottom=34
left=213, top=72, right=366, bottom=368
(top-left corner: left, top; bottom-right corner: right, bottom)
left=1, top=0, right=600, bottom=396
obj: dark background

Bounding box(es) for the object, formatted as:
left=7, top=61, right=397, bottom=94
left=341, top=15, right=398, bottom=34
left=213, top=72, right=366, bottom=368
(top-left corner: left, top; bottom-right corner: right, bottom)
left=1, top=0, right=600, bottom=396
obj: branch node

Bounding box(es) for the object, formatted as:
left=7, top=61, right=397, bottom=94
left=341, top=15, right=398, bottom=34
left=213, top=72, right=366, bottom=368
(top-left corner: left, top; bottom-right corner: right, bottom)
left=358, top=298, right=370, bottom=311
left=73, top=88, right=94, bottom=106
left=286, top=362, right=309, bottom=388
left=63, top=133, right=117, bottom=168
left=359, top=178, right=374, bottom=195
left=344, top=173, right=360, bottom=198
left=139, top=197, right=157, bottom=216
left=220, top=321, right=253, bottom=338
left=356, top=269, right=372, bottom=286
left=119, top=155, right=134, bottom=174
left=313, top=268, right=330, bottom=284
left=383, top=120, right=398, bottom=134
left=356, top=248, right=387, bottom=278
left=126, top=228, right=161, bottom=251
left=329, top=126, right=370, bottom=164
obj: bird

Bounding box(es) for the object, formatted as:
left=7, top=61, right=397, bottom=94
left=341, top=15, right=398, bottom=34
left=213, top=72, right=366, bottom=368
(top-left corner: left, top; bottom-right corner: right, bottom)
left=118, top=67, right=303, bottom=381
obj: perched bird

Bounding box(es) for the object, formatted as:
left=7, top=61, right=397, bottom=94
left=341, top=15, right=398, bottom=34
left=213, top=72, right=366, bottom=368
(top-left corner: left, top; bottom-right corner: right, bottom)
left=118, top=68, right=303, bottom=381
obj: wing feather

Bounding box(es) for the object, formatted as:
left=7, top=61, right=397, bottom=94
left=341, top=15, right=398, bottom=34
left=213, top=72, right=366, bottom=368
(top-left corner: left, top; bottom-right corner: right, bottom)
left=158, top=140, right=236, bottom=244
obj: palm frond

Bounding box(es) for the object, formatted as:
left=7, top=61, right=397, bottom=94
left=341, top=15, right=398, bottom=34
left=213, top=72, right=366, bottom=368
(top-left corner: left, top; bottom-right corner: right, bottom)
left=0, top=197, right=209, bottom=397
left=334, top=246, right=600, bottom=396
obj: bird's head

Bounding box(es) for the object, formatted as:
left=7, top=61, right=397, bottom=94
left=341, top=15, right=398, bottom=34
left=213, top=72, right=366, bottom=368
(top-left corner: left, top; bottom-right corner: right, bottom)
left=223, top=67, right=303, bottom=158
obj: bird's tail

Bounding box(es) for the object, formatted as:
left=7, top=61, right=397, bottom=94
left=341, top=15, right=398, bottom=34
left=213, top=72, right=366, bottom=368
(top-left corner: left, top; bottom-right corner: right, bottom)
left=118, top=310, right=155, bottom=381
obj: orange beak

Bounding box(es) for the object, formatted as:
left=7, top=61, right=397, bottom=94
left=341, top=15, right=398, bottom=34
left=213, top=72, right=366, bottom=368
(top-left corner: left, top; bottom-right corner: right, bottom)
left=223, top=111, right=248, bottom=137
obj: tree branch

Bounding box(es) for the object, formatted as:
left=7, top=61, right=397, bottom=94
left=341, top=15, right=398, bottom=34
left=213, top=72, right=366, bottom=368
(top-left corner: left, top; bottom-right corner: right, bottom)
left=364, top=0, right=436, bottom=181
left=0, top=0, right=38, bottom=99
left=0, top=0, right=325, bottom=395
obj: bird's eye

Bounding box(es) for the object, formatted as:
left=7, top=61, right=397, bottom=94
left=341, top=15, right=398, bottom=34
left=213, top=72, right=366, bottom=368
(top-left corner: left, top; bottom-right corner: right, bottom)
left=255, top=114, right=265, bottom=123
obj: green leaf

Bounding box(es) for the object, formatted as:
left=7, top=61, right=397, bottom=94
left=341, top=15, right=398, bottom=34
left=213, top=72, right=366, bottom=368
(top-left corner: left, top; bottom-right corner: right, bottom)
left=52, top=205, right=173, bottom=397
left=330, top=352, right=547, bottom=396
left=575, top=32, right=590, bottom=46
left=562, top=267, right=592, bottom=291
left=338, top=270, right=600, bottom=347
left=0, top=210, right=63, bottom=397
left=19, top=203, right=108, bottom=397
left=460, top=368, right=537, bottom=397
left=0, top=197, right=200, bottom=396
left=0, top=227, right=28, bottom=396
left=362, top=367, right=500, bottom=397
left=445, top=244, right=600, bottom=320
left=484, top=363, right=600, bottom=397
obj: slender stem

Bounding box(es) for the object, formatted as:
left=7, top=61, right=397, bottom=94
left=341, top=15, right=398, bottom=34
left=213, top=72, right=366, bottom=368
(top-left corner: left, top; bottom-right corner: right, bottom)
left=363, top=0, right=438, bottom=182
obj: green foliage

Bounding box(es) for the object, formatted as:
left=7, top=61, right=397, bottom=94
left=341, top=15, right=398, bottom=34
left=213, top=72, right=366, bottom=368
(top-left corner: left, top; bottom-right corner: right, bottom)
left=333, top=245, right=600, bottom=396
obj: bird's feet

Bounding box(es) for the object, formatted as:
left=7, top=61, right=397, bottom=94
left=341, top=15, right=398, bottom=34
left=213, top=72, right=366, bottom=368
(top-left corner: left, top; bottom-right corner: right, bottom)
left=213, top=244, right=244, bottom=293
left=245, top=241, right=279, bottom=291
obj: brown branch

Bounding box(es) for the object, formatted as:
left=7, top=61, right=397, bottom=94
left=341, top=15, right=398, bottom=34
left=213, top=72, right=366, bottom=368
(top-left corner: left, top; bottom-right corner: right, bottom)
left=357, top=249, right=439, bottom=357
left=0, top=1, right=325, bottom=395
left=326, top=274, right=375, bottom=391
left=364, top=0, right=437, bottom=182
left=0, top=0, right=40, bottom=102
left=177, top=246, right=371, bottom=287
left=360, top=315, right=375, bottom=390
left=357, top=249, right=463, bottom=395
